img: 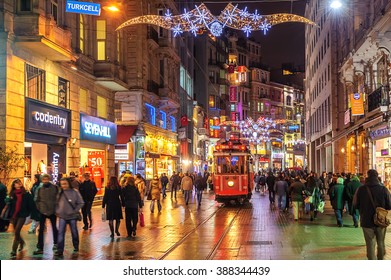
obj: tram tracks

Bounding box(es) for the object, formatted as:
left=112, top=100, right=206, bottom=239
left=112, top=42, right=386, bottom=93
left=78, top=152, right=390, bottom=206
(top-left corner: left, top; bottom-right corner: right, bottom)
left=158, top=204, right=244, bottom=260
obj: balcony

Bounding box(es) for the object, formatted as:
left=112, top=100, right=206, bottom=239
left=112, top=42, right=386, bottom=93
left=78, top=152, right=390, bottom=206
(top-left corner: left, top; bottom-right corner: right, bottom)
left=14, top=14, right=74, bottom=61
left=147, top=26, right=159, bottom=45
left=147, top=80, right=160, bottom=95
left=158, top=87, right=180, bottom=110
left=368, top=86, right=389, bottom=112
left=94, top=62, right=128, bottom=91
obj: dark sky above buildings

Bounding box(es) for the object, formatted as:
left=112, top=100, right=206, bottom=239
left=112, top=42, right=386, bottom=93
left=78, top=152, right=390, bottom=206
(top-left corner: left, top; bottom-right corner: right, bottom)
left=203, top=0, right=307, bottom=84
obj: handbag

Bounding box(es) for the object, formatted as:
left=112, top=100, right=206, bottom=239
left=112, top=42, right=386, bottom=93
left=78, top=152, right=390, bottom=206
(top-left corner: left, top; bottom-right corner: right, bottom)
left=62, top=191, right=82, bottom=221
left=366, top=186, right=390, bottom=228
left=139, top=211, right=145, bottom=227
left=1, top=203, right=12, bottom=221
left=317, top=201, right=325, bottom=213
left=146, top=191, right=152, bottom=201
left=101, top=209, right=107, bottom=222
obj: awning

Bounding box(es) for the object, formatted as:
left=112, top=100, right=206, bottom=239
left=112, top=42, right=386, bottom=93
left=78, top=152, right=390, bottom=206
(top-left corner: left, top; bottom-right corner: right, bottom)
left=117, top=125, right=138, bottom=144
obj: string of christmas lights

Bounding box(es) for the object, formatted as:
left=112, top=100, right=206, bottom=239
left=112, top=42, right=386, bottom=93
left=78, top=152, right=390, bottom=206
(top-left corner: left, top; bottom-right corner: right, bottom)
left=116, top=3, right=316, bottom=37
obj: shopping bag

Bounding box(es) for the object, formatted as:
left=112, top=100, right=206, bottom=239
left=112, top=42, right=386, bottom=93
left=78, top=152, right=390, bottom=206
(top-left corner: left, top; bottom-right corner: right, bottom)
left=101, top=209, right=107, bottom=222
left=317, top=201, right=325, bottom=213
left=139, top=211, right=145, bottom=227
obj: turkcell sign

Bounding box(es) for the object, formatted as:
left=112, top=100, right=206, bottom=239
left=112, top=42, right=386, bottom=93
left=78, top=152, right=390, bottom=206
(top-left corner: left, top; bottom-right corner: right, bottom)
left=80, top=114, right=117, bottom=145
left=66, top=1, right=101, bottom=16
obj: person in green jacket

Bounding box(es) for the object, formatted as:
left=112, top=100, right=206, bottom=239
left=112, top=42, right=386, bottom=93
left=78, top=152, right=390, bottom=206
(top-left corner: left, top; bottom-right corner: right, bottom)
left=345, top=175, right=361, bottom=227
left=8, top=179, right=36, bottom=258
left=330, top=177, right=345, bottom=227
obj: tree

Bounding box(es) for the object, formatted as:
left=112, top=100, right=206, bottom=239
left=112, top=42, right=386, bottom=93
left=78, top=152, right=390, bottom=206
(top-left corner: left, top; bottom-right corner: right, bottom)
left=0, top=145, right=25, bottom=187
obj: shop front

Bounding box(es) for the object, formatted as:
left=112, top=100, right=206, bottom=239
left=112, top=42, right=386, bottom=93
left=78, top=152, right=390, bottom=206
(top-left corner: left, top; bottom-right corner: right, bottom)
left=79, top=114, right=117, bottom=196
left=371, top=125, right=391, bottom=189
left=115, top=125, right=139, bottom=177
left=24, top=98, right=71, bottom=188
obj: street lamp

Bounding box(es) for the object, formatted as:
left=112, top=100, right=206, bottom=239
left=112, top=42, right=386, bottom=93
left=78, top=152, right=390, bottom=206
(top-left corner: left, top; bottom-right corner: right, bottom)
left=330, top=0, right=343, bottom=9
left=103, top=5, right=120, bottom=12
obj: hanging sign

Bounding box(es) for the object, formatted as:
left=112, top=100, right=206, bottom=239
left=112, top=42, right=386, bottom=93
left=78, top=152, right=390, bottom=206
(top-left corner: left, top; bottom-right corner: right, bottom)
left=66, top=1, right=101, bottom=16
left=229, top=86, right=238, bottom=103
left=350, top=93, right=364, bottom=116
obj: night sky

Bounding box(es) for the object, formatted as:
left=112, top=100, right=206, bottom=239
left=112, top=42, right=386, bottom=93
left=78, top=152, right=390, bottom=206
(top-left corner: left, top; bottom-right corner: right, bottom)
left=205, top=0, right=306, bottom=84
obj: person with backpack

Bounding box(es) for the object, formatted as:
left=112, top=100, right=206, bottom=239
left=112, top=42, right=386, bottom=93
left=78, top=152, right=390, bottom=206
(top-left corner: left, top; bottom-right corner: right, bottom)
left=354, top=169, right=391, bottom=260
left=55, top=178, right=84, bottom=257
left=79, top=173, right=98, bottom=230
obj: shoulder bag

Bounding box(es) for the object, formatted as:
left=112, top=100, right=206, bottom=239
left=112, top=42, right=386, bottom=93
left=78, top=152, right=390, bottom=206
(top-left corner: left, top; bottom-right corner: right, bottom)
left=365, top=186, right=390, bottom=228
left=62, top=191, right=82, bottom=221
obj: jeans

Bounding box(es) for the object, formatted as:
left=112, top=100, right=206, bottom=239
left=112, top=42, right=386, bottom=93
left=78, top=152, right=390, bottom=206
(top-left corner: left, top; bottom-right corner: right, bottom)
left=334, top=209, right=343, bottom=226
left=292, top=201, right=303, bottom=220
left=12, top=217, right=26, bottom=253
left=171, top=186, right=177, bottom=199
left=162, top=184, right=167, bottom=197
left=37, top=214, right=58, bottom=249
left=82, top=201, right=93, bottom=228
left=57, top=218, right=79, bottom=253
left=125, top=208, right=138, bottom=236
left=184, top=190, right=192, bottom=204
left=196, top=189, right=203, bottom=205
left=269, top=190, right=275, bottom=204
left=362, top=227, right=387, bottom=260
left=352, top=209, right=360, bottom=226
left=277, top=195, right=286, bottom=210
left=150, top=200, right=162, bottom=213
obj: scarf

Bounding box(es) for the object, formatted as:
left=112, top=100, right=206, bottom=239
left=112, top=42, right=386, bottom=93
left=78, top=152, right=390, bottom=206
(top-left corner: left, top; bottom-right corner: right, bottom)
left=13, top=189, right=23, bottom=219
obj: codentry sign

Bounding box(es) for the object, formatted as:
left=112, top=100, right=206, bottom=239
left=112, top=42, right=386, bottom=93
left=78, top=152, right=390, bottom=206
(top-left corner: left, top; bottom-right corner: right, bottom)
left=25, top=98, right=71, bottom=138
left=80, top=114, right=117, bottom=145
left=65, top=0, right=101, bottom=16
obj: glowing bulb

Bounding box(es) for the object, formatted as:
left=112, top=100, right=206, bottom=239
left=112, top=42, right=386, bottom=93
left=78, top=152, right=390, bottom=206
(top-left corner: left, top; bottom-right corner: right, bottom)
left=330, top=0, right=342, bottom=9
left=104, top=5, right=120, bottom=12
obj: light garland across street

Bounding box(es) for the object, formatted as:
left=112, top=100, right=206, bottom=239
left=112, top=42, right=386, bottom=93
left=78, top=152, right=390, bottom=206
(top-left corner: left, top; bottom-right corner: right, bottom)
left=116, top=3, right=317, bottom=37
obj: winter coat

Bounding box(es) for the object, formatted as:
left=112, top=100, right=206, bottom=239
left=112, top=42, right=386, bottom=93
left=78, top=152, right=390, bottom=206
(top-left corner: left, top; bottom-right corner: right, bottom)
left=9, top=192, right=36, bottom=219
left=330, top=183, right=345, bottom=210
left=181, top=176, right=193, bottom=191
left=195, top=176, right=207, bottom=191
left=161, top=176, right=169, bottom=186
left=102, top=188, right=123, bottom=220
left=274, top=180, right=288, bottom=196
left=266, top=174, right=276, bottom=191
left=289, top=181, right=305, bottom=202
left=150, top=179, right=162, bottom=201
left=122, top=184, right=142, bottom=209
left=354, top=177, right=391, bottom=228
left=171, top=174, right=181, bottom=188
left=35, top=183, right=59, bottom=216
left=346, top=180, right=361, bottom=215
left=135, top=178, right=146, bottom=201
left=79, top=180, right=98, bottom=203
left=56, top=188, right=84, bottom=220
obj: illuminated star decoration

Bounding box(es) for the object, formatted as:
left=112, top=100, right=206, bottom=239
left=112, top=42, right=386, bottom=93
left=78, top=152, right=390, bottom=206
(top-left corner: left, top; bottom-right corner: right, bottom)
left=116, top=3, right=317, bottom=38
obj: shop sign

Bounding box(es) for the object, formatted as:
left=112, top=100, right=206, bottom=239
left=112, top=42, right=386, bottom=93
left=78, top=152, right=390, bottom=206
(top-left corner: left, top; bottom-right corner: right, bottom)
left=47, top=145, right=66, bottom=185
left=351, top=93, right=364, bottom=116
left=178, top=127, right=187, bottom=140
left=273, top=153, right=284, bottom=159
left=344, top=109, right=351, bottom=125
left=370, top=126, right=391, bottom=140
left=25, top=98, right=71, bottom=138
left=115, top=146, right=129, bottom=161
left=229, top=86, right=238, bottom=103
left=66, top=1, right=101, bottom=16
left=80, top=114, right=117, bottom=145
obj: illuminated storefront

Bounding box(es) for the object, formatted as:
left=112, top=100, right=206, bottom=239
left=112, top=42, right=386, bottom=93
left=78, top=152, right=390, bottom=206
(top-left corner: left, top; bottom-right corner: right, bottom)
left=371, top=125, right=391, bottom=189
left=79, top=114, right=117, bottom=196
left=24, top=98, right=71, bottom=189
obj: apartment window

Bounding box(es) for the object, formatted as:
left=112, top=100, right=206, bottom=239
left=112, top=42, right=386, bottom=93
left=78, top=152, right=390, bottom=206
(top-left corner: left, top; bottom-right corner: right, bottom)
left=58, top=77, right=69, bottom=108
left=145, top=103, right=156, bottom=125
left=79, top=15, right=85, bottom=53
left=209, top=95, right=215, bottom=108
left=96, top=20, right=106, bottom=60
left=51, top=0, right=58, bottom=22
left=97, top=96, right=107, bottom=119
left=257, top=102, right=261, bottom=112
left=209, top=71, right=215, bottom=83
left=19, top=0, right=32, bottom=11
left=160, top=111, right=167, bottom=129
left=79, top=88, right=88, bottom=113
left=230, top=104, right=236, bottom=112
left=286, top=95, right=292, bottom=106
left=25, top=64, right=46, bottom=101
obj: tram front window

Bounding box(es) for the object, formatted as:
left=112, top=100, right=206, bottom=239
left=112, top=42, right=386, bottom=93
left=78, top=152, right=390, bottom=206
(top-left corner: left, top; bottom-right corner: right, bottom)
left=216, top=156, right=246, bottom=174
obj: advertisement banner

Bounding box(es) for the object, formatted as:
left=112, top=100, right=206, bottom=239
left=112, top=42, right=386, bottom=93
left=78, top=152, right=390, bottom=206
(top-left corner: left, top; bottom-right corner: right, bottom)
left=229, top=86, right=238, bottom=103
left=87, top=151, right=105, bottom=195
left=350, top=93, right=364, bottom=116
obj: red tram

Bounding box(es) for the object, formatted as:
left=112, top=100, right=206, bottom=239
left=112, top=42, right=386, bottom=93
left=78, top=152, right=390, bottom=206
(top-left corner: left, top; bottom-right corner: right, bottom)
left=213, top=140, right=254, bottom=204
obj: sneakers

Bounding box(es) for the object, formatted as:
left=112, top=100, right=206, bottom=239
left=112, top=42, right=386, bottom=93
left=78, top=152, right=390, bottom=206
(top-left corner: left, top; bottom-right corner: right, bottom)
left=33, top=249, right=43, bottom=255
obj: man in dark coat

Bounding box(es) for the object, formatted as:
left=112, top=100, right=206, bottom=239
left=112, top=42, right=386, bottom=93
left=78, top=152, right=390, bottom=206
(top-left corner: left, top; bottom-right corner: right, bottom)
left=160, top=173, right=169, bottom=199
left=330, top=177, right=345, bottom=227
left=266, top=172, right=276, bottom=203
left=0, top=180, right=8, bottom=232
left=354, top=169, right=391, bottom=260
left=79, top=173, right=98, bottom=230
left=170, top=171, right=181, bottom=200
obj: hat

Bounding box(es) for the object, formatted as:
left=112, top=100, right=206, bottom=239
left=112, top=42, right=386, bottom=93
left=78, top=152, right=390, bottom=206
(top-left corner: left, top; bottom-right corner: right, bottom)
left=367, top=169, right=378, bottom=178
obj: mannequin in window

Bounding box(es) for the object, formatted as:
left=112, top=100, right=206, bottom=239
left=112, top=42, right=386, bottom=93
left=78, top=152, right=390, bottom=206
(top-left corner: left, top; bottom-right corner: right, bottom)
left=37, top=160, right=47, bottom=174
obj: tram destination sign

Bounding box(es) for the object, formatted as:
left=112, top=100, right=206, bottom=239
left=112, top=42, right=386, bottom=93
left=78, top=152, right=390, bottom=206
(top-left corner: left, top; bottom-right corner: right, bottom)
left=66, top=1, right=101, bottom=16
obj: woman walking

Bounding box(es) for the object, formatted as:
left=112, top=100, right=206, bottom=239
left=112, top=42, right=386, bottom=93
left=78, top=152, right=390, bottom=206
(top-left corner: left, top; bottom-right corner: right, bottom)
left=122, top=177, right=142, bottom=237
left=8, top=179, right=36, bottom=258
left=289, top=177, right=305, bottom=221
left=55, top=178, right=84, bottom=257
left=28, top=174, right=41, bottom=234
left=135, top=174, right=146, bottom=207
left=102, top=176, right=123, bottom=238
left=149, top=175, right=162, bottom=213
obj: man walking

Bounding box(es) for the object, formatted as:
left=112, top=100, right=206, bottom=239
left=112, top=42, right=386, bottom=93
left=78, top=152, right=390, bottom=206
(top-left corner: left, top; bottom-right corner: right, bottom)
left=181, top=173, right=193, bottom=205
left=34, top=174, right=59, bottom=255
left=69, top=171, right=81, bottom=190
left=160, top=173, right=169, bottom=199
left=274, top=175, right=288, bottom=211
left=170, top=171, right=181, bottom=200
left=79, top=173, right=98, bottom=230
left=354, top=169, right=391, bottom=260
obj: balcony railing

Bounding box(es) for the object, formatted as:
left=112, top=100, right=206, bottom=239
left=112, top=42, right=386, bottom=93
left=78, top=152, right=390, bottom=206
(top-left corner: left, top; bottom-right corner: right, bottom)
left=147, top=80, right=159, bottom=95
left=368, top=86, right=389, bottom=112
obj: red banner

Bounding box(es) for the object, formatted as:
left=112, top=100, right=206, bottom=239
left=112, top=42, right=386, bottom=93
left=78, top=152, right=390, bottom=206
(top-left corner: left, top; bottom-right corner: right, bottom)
left=87, top=151, right=105, bottom=195
left=180, top=115, right=188, bottom=127
left=229, top=86, right=238, bottom=102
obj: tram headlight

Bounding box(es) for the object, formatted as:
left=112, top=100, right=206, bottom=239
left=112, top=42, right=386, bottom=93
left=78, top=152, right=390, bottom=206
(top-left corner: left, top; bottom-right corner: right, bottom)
left=227, top=181, right=234, bottom=187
